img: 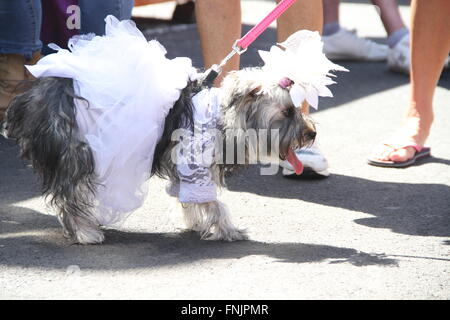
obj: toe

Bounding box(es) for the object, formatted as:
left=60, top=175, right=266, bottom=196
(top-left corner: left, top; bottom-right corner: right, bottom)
left=389, top=147, right=415, bottom=162
left=379, top=148, right=395, bottom=161
left=371, top=144, right=395, bottom=161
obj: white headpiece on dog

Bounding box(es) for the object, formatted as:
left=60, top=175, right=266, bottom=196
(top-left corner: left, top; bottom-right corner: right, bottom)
left=258, top=30, right=348, bottom=109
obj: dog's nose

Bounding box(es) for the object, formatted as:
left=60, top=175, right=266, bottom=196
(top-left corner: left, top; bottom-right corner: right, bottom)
left=308, top=131, right=317, bottom=139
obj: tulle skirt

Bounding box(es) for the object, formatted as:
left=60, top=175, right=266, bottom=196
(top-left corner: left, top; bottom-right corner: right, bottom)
left=27, top=15, right=196, bottom=226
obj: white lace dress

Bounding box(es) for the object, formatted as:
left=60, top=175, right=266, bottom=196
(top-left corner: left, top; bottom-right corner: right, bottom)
left=166, top=87, right=222, bottom=204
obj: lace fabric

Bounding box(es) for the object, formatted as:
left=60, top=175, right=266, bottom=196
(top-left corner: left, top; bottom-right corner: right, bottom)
left=172, top=88, right=222, bottom=204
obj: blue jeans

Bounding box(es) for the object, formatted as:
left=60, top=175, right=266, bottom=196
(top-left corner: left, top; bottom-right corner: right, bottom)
left=79, top=0, right=134, bottom=35
left=0, top=0, right=42, bottom=59
left=0, top=0, right=134, bottom=59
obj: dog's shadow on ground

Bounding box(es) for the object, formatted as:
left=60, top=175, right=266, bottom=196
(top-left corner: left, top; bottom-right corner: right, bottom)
left=0, top=209, right=398, bottom=270
left=226, top=164, right=450, bottom=239
left=0, top=136, right=397, bottom=270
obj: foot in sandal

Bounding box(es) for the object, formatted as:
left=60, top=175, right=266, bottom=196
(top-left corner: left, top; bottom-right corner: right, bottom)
left=368, top=142, right=431, bottom=168
left=368, top=116, right=432, bottom=168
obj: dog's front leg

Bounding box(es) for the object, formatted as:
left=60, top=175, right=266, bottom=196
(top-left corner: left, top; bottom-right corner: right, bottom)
left=181, top=201, right=247, bottom=241
left=172, top=121, right=247, bottom=241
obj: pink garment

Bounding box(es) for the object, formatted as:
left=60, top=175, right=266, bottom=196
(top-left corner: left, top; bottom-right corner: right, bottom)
left=41, top=0, right=79, bottom=50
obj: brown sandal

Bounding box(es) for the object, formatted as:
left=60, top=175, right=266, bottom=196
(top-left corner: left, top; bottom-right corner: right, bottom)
left=0, top=53, right=39, bottom=122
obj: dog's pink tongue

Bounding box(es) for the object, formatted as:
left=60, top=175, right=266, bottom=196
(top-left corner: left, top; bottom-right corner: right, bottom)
left=286, top=148, right=304, bottom=175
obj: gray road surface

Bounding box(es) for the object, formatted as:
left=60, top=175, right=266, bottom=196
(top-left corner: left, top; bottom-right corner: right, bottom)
left=0, top=1, right=449, bottom=299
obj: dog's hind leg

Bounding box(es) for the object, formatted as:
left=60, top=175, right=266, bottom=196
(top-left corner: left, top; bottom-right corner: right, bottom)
left=181, top=201, right=248, bottom=241
left=3, top=77, right=104, bottom=244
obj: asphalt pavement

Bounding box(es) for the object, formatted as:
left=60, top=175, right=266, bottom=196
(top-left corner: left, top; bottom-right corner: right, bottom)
left=0, top=1, right=449, bottom=299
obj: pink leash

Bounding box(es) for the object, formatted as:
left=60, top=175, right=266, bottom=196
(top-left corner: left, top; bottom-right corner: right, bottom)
left=204, top=0, right=298, bottom=85
left=238, top=0, right=298, bottom=50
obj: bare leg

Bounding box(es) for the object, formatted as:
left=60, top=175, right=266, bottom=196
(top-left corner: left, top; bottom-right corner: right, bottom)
left=197, top=0, right=323, bottom=101
left=276, top=0, right=323, bottom=42
left=277, top=0, right=323, bottom=115
left=374, top=0, right=450, bottom=163
left=195, top=0, right=241, bottom=86
left=323, top=0, right=340, bottom=25
left=371, top=0, right=405, bottom=35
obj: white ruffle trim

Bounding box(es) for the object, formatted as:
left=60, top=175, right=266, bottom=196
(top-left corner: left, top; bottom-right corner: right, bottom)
left=27, top=16, right=196, bottom=226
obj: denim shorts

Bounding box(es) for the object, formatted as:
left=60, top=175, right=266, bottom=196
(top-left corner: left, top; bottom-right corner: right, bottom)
left=0, top=0, right=42, bottom=60
left=79, top=0, right=134, bottom=35
left=0, top=0, right=134, bottom=59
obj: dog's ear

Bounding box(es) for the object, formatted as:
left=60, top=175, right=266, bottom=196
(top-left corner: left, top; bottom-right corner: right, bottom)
left=248, top=85, right=262, bottom=97
left=220, top=69, right=263, bottom=109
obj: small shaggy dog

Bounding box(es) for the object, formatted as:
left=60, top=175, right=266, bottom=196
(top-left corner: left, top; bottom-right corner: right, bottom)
left=1, top=17, right=345, bottom=244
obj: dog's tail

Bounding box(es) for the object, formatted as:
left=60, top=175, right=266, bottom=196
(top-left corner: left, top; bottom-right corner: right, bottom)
left=2, top=77, right=102, bottom=243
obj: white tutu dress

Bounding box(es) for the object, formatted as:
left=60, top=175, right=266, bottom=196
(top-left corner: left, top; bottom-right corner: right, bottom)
left=27, top=16, right=196, bottom=226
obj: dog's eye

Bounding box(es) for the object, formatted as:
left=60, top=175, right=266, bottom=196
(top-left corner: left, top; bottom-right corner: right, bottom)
left=282, top=107, right=295, bottom=118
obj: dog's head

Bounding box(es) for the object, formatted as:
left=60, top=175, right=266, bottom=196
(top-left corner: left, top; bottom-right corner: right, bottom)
left=220, top=68, right=316, bottom=173
left=218, top=30, right=347, bottom=173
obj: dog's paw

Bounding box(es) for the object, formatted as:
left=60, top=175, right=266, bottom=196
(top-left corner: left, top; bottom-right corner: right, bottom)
left=202, top=228, right=248, bottom=242
left=75, top=226, right=105, bottom=245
